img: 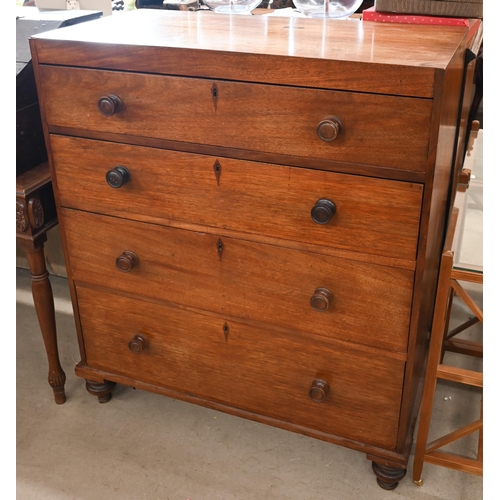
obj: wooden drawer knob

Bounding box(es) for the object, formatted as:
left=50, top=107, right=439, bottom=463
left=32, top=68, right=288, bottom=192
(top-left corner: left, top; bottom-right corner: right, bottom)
left=115, top=250, right=138, bottom=273
left=311, top=199, right=336, bottom=224
left=310, top=287, right=333, bottom=312
left=106, top=166, right=130, bottom=188
left=128, top=333, right=149, bottom=354
left=309, top=379, right=330, bottom=403
left=98, top=94, right=123, bottom=116
left=317, top=116, right=342, bottom=142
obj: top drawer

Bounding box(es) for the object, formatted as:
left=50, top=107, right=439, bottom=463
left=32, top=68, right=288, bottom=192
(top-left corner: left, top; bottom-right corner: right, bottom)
left=39, top=66, right=432, bottom=171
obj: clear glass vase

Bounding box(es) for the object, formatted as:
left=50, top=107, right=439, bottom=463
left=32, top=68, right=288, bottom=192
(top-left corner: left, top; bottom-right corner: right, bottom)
left=292, top=0, right=363, bottom=18
left=203, top=0, right=262, bottom=13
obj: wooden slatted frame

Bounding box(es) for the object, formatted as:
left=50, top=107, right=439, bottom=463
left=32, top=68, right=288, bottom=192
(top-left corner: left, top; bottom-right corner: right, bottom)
left=412, top=207, right=483, bottom=485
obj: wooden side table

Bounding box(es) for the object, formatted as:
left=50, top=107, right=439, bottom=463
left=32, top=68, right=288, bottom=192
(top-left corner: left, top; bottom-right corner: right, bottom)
left=16, top=7, right=104, bottom=404
left=16, top=162, right=66, bottom=404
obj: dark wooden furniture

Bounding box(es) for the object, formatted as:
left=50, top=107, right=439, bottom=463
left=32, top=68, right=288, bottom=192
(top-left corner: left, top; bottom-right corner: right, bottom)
left=16, top=163, right=66, bottom=403
left=30, top=10, right=481, bottom=487
left=17, top=7, right=102, bottom=404
left=17, top=6, right=103, bottom=176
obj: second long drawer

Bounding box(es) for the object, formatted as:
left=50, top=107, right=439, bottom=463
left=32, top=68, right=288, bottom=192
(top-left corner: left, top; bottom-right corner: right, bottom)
left=62, top=209, right=414, bottom=352
left=51, top=136, right=423, bottom=262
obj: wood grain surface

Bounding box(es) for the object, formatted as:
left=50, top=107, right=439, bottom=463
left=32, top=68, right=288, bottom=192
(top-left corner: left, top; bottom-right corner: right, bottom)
left=30, top=10, right=471, bottom=97
left=41, top=66, right=432, bottom=171
left=62, top=208, right=414, bottom=352
left=51, top=136, right=423, bottom=261
left=77, top=285, right=405, bottom=449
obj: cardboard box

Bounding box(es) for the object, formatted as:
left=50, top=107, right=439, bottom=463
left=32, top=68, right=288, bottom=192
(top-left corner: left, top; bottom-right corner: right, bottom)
left=363, top=5, right=469, bottom=24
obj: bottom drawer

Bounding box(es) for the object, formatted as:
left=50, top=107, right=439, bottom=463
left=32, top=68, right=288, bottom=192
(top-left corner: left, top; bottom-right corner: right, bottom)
left=77, top=286, right=405, bottom=450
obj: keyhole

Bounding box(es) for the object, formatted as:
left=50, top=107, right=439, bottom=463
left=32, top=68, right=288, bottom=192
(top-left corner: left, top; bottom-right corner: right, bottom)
left=213, top=160, right=221, bottom=186
left=211, top=84, right=219, bottom=112
left=217, top=238, right=224, bottom=261
left=223, top=323, right=229, bottom=342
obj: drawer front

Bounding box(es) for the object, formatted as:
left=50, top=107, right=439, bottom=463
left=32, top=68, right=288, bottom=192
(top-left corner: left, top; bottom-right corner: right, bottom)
left=52, top=136, right=422, bottom=261
left=63, top=209, right=414, bottom=352
left=77, top=286, right=405, bottom=450
left=40, top=65, right=432, bottom=171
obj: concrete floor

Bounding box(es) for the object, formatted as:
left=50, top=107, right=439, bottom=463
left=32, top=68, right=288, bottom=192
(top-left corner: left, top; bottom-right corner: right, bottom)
left=16, top=131, right=484, bottom=499
left=16, top=269, right=483, bottom=500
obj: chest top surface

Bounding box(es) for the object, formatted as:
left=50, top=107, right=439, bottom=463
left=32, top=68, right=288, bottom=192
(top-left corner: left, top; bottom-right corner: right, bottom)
left=30, top=9, right=474, bottom=97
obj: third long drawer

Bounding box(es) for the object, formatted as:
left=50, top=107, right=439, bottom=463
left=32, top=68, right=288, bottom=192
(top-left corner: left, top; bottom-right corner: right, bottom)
left=62, top=208, right=414, bottom=352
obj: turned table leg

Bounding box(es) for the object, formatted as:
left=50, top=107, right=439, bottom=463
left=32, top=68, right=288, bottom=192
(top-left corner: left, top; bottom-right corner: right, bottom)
left=20, top=236, right=66, bottom=404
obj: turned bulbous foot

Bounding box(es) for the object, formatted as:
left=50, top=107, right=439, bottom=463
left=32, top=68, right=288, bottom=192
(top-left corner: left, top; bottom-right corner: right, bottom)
left=372, top=461, right=407, bottom=490
left=85, top=380, right=116, bottom=403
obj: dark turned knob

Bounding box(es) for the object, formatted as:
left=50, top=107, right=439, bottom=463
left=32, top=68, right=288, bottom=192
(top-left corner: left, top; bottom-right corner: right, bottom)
left=128, top=333, right=149, bottom=354
left=115, top=251, right=138, bottom=273
left=311, top=199, right=336, bottom=225
left=317, top=116, right=342, bottom=142
left=309, top=379, right=330, bottom=403
left=310, top=287, right=333, bottom=312
left=98, top=94, right=123, bottom=116
left=106, top=166, right=130, bottom=188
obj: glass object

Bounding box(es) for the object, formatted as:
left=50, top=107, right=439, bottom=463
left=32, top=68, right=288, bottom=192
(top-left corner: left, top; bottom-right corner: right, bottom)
left=203, top=0, right=262, bottom=13
left=292, top=0, right=363, bottom=18
left=452, top=129, right=483, bottom=274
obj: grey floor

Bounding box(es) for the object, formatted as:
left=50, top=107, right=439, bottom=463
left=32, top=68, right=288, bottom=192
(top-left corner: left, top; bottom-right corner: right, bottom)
left=15, top=270, right=484, bottom=500
left=16, top=132, right=484, bottom=499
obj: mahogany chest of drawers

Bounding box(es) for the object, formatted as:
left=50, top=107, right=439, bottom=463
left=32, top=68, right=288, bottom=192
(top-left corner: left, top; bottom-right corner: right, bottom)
left=30, top=10, right=481, bottom=489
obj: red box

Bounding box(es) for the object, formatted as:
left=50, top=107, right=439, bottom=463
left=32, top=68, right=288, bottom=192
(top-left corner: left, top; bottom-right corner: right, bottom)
left=362, top=6, right=469, bottom=26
